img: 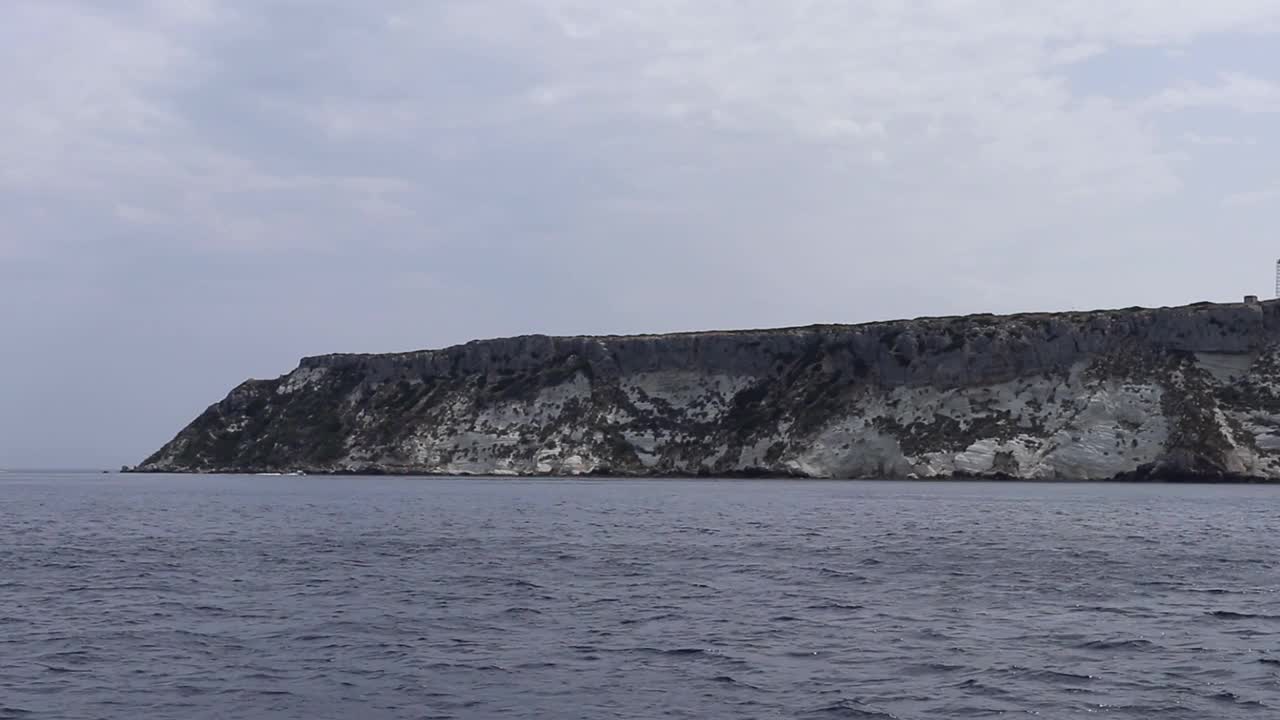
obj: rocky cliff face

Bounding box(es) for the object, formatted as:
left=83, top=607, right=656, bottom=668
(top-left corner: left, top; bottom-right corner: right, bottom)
left=136, top=301, right=1280, bottom=480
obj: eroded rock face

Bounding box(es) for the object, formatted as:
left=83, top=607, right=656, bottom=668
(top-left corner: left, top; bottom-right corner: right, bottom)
left=135, top=300, right=1280, bottom=480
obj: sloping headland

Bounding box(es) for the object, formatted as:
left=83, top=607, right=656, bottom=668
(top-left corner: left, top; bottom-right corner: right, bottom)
left=133, top=300, right=1280, bottom=481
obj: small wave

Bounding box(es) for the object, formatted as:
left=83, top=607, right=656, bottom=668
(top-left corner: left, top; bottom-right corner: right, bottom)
left=375, top=642, right=413, bottom=651
left=802, top=699, right=898, bottom=718
left=1207, top=610, right=1280, bottom=621
left=711, top=675, right=761, bottom=689
left=1207, top=690, right=1266, bottom=707
left=619, top=612, right=678, bottom=625
left=1075, top=638, right=1157, bottom=651
left=424, top=661, right=471, bottom=671
left=816, top=568, right=870, bottom=581
left=806, top=602, right=864, bottom=611
left=619, top=609, right=680, bottom=622
left=36, top=663, right=87, bottom=674
left=63, top=584, right=157, bottom=593
left=1076, top=605, right=1142, bottom=616
left=1020, top=668, right=1096, bottom=684
left=501, top=607, right=542, bottom=615
left=40, top=650, right=92, bottom=660
left=626, top=647, right=750, bottom=667
left=903, top=662, right=967, bottom=675
left=514, top=661, right=558, bottom=670
left=950, top=678, right=1014, bottom=698
left=241, top=672, right=290, bottom=681
left=1091, top=703, right=1197, bottom=715
left=505, top=579, right=545, bottom=590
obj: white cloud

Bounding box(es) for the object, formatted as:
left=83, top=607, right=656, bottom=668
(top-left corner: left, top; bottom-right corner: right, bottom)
left=0, top=3, right=1278, bottom=299
left=6, top=1, right=1278, bottom=217
left=1183, top=132, right=1259, bottom=146
left=1050, top=43, right=1107, bottom=65
left=5, top=0, right=1279, bottom=305
left=1149, top=72, right=1280, bottom=113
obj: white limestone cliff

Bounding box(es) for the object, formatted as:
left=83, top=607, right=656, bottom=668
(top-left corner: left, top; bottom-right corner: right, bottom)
left=135, top=300, right=1280, bottom=481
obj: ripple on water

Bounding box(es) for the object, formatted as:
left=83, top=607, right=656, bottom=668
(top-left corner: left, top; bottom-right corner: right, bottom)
left=5, top=474, right=1280, bottom=719
left=801, top=699, right=899, bottom=718
left=1075, top=638, right=1160, bottom=651
left=1207, top=610, right=1280, bottom=621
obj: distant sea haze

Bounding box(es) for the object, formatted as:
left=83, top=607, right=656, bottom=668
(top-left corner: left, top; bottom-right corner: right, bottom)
left=4, top=472, right=1280, bottom=718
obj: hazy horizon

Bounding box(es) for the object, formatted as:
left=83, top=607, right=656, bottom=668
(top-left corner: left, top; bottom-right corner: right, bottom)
left=5, top=1, right=1280, bottom=468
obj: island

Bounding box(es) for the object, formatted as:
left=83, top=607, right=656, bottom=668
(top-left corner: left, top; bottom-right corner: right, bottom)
left=132, top=299, right=1280, bottom=481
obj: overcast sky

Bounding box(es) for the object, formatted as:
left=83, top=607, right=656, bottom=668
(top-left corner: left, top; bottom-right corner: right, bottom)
left=4, top=1, right=1280, bottom=468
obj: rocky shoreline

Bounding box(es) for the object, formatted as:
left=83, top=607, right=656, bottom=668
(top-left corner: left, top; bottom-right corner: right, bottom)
left=123, top=465, right=1280, bottom=483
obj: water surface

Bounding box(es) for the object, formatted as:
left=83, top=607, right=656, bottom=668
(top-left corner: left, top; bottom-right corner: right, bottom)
left=3, top=473, right=1280, bottom=718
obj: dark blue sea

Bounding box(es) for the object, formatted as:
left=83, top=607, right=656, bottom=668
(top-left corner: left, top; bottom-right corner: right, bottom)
left=3, top=472, right=1280, bottom=719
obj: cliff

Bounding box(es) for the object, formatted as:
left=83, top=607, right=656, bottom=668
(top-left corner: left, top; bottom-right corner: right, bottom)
left=135, top=300, right=1280, bottom=480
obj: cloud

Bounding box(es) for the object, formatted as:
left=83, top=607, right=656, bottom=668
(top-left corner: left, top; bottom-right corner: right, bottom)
left=1182, top=132, right=1259, bottom=146
left=1149, top=72, right=1280, bottom=113
left=5, top=1, right=1277, bottom=254
left=4, top=1, right=1280, bottom=299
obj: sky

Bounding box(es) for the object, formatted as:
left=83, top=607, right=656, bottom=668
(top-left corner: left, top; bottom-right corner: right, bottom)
left=4, top=0, right=1280, bottom=468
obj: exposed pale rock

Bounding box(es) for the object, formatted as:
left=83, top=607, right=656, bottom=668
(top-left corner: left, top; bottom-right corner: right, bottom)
left=135, top=300, right=1280, bottom=480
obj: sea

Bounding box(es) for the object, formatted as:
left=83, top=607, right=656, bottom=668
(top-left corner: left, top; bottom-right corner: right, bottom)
left=3, top=472, right=1280, bottom=719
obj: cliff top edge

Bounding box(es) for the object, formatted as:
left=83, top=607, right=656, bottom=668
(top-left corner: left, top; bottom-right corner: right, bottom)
left=294, top=298, right=1275, bottom=366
